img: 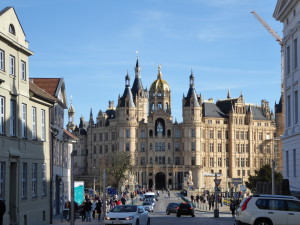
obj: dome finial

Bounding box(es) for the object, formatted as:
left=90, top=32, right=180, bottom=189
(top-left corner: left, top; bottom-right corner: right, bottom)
left=158, top=64, right=162, bottom=79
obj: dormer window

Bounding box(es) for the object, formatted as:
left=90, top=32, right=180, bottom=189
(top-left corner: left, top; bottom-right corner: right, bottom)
left=9, top=24, right=15, bottom=35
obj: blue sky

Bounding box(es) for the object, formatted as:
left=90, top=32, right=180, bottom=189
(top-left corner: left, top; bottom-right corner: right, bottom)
left=1, top=0, right=282, bottom=124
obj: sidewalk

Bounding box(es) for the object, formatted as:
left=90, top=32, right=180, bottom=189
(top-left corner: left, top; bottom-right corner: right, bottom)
left=50, top=215, right=103, bottom=225
left=48, top=197, right=139, bottom=225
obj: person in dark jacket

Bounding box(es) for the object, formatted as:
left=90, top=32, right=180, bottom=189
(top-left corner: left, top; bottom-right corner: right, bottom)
left=230, top=200, right=236, bottom=217
left=0, top=197, right=6, bottom=225
left=96, top=200, right=102, bottom=220
left=84, top=199, right=92, bottom=222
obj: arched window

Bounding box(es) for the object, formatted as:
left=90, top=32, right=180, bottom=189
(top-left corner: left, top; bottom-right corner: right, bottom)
left=149, top=129, right=153, bottom=137
left=9, top=24, right=15, bottom=35
left=167, top=129, right=171, bottom=137
left=150, top=157, right=153, bottom=164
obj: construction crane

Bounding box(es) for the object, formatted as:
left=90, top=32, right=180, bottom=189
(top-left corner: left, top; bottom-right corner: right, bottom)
left=251, top=10, right=284, bottom=93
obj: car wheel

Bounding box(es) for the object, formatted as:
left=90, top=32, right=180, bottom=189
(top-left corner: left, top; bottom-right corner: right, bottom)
left=166, top=210, right=170, bottom=215
left=255, top=219, right=271, bottom=225
left=135, top=219, right=140, bottom=225
left=147, top=218, right=150, bottom=225
left=192, top=214, right=195, bottom=217
left=177, top=213, right=181, bottom=217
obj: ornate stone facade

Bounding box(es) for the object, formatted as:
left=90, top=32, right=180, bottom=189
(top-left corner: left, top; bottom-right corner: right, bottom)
left=71, top=59, right=282, bottom=192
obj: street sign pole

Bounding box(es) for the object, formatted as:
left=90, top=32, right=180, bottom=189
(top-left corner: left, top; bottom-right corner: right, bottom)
left=102, top=169, right=106, bottom=220
left=214, top=173, right=219, bottom=218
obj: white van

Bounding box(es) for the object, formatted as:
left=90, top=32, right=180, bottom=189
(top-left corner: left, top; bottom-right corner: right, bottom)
left=143, top=192, right=157, bottom=201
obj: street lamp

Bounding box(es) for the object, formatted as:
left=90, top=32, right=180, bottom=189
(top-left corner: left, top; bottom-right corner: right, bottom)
left=224, top=158, right=229, bottom=197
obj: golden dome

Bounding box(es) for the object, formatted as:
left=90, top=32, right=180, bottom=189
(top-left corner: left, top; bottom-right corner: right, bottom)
left=150, top=65, right=170, bottom=93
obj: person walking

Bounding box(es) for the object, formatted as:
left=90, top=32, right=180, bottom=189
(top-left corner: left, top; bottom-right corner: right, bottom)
left=91, top=200, right=96, bottom=219
left=0, top=196, right=6, bottom=225
left=96, top=200, right=102, bottom=221
left=80, top=201, right=86, bottom=221
left=230, top=200, right=236, bottom=217
left=121, top=196, right=126, bottom=205
left=84, top=199, right=92, bottom=222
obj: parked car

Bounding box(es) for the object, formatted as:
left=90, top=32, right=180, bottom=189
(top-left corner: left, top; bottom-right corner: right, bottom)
left=104, top=205, right=150, bottom=225
left=236, top=194, right=300, bottom=225
left=166, top=202, right=179, bottom=215
left=143, top=202, right=154, bottom=212
left=176, top=203, right=195, bottom=217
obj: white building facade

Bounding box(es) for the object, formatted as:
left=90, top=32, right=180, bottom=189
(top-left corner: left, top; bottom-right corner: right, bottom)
left=0, top=7, right=54, bottom=225
left=274, top=0, right=300, bottom=197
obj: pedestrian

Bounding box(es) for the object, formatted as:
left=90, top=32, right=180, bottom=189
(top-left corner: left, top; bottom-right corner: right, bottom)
left=80, top=202, right=86, bottom=221
left=0, top=196, right=6, bottom=225
left=116, top=199, right=121, bottom=205
left=84, top=199, right=92, bottom=222
left=219, top=195, right=223, bottom=207
left=92, top=200, right=96, bottom=219
left=121, top=196, right=126, bottom=205
left=190, top=194, right=194, bottom=203
left=208, top=197, right=212, bottom=210
left=196, top=194, right=200, bottom=207
left=230, top=200, right=236, bottom=217
left=96, top=200, right=102, bottom=220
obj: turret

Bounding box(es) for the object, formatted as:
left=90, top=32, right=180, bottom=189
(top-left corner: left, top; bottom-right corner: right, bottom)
left=182, top=70, right=201, bottom=122
left=117, top=72, right=136, bottom=122
left=131, top=59, right=148, bottom=122
left=67, top=98, right=75, bottom=131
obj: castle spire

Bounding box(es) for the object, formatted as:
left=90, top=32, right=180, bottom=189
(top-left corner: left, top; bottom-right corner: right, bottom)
left=227, top=89, right=231, bottom=99
left=189, top=69, right=194, bottom=88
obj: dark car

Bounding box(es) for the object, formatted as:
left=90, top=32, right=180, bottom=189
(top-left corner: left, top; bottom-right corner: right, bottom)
left=166, top=202, right=179, bottom=215
left=177, top=203, right=195, bottom=217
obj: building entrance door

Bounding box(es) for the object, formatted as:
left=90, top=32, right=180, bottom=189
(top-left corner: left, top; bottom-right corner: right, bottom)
left=9, top=162, right=17, bottom=224
left=155, top=172, right=165, bottom=189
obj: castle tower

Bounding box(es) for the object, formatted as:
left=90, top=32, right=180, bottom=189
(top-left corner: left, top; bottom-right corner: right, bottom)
left=116, top=73, right=137, bottom=165
left=182, top=71, right=202, bottom=188
left=131, top=59, right=148, bottom=123
left=182, top=71, right=202, bottom=123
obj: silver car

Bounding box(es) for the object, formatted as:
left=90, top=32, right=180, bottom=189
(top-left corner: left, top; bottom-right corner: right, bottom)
left=143, top=202, right=154, bottom=212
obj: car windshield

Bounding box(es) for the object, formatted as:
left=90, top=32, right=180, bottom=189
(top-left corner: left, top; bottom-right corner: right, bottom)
left=143, top=202, right=152, bottom=205
left=110, top=205, right=137, bottom=213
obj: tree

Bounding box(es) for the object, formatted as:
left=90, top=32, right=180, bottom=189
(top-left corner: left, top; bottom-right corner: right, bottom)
left=245, top=164, right=283, bottom=191
left=105, top=152, right=133, bottom=188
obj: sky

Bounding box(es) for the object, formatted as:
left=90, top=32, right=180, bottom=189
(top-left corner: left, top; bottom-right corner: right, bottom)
left=0, top=0, right=283, bottom=125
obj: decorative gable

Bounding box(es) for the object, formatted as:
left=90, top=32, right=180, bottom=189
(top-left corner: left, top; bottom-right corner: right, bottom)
left=0, top=7, right=28, bottom=48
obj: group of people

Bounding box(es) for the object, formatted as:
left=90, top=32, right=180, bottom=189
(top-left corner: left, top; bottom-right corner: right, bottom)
left=190, top=193, right=223, bottom=210
left=78, top=196, right=103, bottom=222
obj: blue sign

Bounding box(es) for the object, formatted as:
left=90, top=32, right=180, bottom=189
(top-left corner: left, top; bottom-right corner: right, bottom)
left=107, top=188, right=117, bottom=195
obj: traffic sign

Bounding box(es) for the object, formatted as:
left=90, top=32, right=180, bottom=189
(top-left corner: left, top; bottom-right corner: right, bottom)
left=107, top=188, right=117, bottom=195
left=214, top=179, right=221, bottom=186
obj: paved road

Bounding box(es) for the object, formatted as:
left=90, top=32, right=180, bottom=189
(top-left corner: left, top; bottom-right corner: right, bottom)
left=148, top=192, right=235, bottom=225
left=49, top=191, right=236, bottom=225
